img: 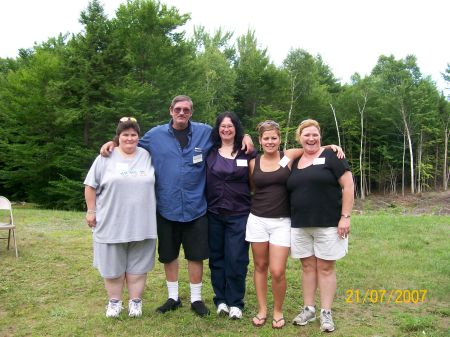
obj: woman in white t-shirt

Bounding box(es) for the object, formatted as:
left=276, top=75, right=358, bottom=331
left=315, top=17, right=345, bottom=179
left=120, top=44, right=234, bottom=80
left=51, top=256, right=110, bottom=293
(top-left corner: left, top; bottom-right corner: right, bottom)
left=84, top=117, right=157, bottom=318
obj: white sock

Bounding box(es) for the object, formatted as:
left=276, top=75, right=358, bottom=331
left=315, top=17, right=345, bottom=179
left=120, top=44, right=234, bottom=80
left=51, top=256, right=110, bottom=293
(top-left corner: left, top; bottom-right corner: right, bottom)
left=167, top=281, right=179, bottom=301
left=190, top=282, right=202, bottom=303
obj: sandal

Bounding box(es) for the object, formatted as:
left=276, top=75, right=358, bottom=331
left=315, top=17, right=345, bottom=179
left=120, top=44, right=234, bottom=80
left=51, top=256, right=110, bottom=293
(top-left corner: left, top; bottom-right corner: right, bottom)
left=252, top=315, right=267, bottom=327
left=272, top=317, right=285, bottom=329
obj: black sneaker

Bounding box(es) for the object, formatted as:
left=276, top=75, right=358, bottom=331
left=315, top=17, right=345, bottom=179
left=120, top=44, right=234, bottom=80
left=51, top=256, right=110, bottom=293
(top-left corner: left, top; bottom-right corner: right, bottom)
left=191, top=300, right=210, bottom=317
left=156, top=298, right=182, bottom=313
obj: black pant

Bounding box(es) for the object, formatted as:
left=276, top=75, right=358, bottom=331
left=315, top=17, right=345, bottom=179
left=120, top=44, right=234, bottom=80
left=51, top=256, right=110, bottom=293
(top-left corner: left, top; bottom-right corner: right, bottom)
left=208, top=212, right=250, bottom=309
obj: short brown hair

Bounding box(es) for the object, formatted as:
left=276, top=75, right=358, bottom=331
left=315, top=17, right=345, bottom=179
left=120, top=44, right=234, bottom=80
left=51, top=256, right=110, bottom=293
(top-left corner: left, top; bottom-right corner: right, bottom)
left=113, top=118, right=140, bottom=144
left=170, top=95, right=193, bottom=111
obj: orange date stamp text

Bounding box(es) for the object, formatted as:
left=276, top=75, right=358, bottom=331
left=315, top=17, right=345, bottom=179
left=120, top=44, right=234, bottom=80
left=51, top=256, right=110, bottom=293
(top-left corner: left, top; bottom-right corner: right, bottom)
left=345, top=289, right=427, bottom=304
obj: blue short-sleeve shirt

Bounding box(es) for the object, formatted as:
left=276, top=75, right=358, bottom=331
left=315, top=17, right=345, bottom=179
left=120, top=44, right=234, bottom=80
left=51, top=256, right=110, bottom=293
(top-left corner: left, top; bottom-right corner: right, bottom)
left=139, top=120, right=213, bottom=222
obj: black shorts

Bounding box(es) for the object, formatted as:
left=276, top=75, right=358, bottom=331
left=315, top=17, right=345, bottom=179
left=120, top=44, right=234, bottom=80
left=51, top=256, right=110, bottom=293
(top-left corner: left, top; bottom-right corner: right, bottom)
left=157, top=213, right=209, bottom=263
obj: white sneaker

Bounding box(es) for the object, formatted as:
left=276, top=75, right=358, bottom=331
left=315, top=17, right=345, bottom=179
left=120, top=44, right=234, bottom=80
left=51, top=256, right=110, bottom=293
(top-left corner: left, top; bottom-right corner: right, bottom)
left=320, top=309, right=335, bottom=332
left=128, top=299, right=142, bottom=317
left=105, top=299, right=123, bottom=318
left=229, top=306, right=242, bottom=319
left=217, top=303, right=229, bottom=315
left=292, top=306, right=316, bottom=326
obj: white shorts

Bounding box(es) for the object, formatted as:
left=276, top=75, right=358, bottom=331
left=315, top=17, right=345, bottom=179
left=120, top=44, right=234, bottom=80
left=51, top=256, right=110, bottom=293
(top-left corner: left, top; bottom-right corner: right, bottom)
left=290, top=227, right=348, bottom=260
left=245, top=213, right=291, bottom=247
left=93, top=239, right=156, bottom=279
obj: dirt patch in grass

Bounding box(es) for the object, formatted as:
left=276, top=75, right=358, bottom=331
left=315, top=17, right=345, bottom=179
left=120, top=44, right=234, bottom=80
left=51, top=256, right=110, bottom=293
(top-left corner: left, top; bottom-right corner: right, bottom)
left=354, top=190, right=450, bottom=215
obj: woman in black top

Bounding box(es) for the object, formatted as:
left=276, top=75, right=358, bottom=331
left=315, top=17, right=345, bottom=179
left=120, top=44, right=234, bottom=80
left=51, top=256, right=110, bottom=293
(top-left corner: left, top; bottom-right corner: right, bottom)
left=286, top=119, right=354, bottom=333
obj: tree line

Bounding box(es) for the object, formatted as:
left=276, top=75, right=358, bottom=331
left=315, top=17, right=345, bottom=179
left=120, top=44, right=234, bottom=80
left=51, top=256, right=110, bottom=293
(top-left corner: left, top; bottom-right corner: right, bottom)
left=0, top=0, right=449, bottom=209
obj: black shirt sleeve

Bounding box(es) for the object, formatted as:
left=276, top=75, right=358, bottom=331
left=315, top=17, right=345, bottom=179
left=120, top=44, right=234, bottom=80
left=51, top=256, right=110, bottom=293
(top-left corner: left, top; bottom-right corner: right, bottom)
left=324, top=149, right=351, bottom=180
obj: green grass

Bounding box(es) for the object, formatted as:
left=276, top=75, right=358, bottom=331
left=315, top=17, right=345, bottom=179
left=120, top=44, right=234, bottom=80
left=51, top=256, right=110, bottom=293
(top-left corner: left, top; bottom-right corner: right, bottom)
left=0, top=209, right=449, bottom=337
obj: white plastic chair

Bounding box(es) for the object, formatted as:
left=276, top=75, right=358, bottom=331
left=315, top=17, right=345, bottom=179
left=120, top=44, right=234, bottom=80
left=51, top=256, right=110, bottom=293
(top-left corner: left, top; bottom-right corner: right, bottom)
left=0, top=196, right=18, bottom=258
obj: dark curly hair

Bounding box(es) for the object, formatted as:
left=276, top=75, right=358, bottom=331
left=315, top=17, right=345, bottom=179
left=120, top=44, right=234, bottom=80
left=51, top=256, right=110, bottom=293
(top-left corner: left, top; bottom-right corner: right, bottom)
left=211, top=111, right=244, bottom=155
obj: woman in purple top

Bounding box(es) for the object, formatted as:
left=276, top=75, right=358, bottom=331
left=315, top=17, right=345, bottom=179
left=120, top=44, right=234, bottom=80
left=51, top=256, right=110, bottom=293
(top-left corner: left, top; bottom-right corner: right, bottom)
left=206, top=111, right=256, bottom=320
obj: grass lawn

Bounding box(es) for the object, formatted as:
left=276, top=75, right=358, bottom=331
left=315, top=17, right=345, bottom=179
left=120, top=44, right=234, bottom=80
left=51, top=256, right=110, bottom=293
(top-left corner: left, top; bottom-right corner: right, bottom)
left=0, top=207, right=449, bottom=336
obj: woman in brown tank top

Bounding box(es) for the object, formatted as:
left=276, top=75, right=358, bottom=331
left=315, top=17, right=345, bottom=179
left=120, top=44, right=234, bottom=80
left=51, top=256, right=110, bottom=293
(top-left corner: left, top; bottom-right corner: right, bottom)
left=246, top=121, right=302, bottom=329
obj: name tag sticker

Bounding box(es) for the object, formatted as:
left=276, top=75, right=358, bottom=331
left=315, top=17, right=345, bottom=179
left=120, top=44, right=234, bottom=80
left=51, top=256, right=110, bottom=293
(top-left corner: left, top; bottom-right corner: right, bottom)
left=279, top=156, right=290, bottom=168
left=236, top=159, right=248, bottom=167
left=313, top=157, right=325, bottom=165
left=116, top=163, right=129, bottom=172
left=193, top=154, right=203, bottom=164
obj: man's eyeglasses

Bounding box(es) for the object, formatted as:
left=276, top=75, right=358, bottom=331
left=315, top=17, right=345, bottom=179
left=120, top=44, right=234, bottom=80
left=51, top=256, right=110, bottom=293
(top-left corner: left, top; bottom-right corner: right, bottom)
left=120, top=117, right=137, bottom=123
left=173, top=107, right=192, bottom=114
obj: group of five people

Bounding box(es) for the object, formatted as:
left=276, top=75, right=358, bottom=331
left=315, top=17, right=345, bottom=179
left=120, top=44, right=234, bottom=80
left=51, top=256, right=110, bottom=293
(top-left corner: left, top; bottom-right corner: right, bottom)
left=84, top=95, right=354, bottom=332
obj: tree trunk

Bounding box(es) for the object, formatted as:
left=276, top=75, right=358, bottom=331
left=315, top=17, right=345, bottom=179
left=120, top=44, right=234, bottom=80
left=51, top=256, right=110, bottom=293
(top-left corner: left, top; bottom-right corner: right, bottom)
left=205, top=73, right=215, bottom=125
left=434, top=144, right=438, bottom=190
left=368, top=143, right=372, bottom=195
left=389, top=165, right=396, bottom=194
left=402, top=131, right=406, bottom=196
left=444, top=125, right=449, bottom=191
left=379, top=156, right=383, bottom=194
left=401, top=102, right=414, bottom=194
left=284, top=75, right=297, bottom=150
left=83, top=119, right=90, bottom=146
left=357, top=92, right=367, bottom=200
left=417, top=130, right=423, bottom=194
left=330, top=103, right=341, bottom=147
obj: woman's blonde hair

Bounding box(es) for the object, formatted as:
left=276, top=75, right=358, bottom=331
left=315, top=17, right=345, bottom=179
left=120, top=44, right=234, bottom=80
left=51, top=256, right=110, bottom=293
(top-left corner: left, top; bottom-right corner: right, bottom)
left=295, top=119, right=321, bottom=143
left=256, top=120, right=280, bottom=137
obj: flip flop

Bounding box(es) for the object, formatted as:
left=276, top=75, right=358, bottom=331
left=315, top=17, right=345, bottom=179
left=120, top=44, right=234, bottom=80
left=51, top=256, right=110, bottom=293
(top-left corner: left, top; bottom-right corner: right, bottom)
left=272, top=317, right=285, bottom=329
left=252, top=315, right=267, bottom=327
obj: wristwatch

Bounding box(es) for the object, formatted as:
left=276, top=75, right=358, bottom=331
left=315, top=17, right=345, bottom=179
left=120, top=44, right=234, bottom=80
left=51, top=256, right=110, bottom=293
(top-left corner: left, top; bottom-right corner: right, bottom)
left=341, top=214, right=351, bottom=218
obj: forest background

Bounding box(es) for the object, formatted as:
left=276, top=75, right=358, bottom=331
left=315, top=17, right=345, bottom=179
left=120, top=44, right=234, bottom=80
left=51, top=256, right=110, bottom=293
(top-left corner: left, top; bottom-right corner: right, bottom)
left=0, top=0, right=449, bottom=210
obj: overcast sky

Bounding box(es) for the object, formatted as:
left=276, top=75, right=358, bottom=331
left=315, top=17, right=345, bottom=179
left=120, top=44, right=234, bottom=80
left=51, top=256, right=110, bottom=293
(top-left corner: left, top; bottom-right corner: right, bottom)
left=1, top=0, right=448, bottom=94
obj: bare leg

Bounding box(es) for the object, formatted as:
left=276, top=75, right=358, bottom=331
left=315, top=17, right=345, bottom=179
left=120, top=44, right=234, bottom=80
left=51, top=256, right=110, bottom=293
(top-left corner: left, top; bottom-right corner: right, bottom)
left=126, top=273, right=147, bottom=300
left=317, top=258, right=336, bottom=310
left=188, top=260, right=203, bottom=284
left=164, top=259, right=179, bottom=282
left=104, top=274, right=125, bottom=300
left=251, top=242, right=269, bottom=323
left=269, top=243, right=289, bottom=326
left=300, top=256, right=317, bottom=306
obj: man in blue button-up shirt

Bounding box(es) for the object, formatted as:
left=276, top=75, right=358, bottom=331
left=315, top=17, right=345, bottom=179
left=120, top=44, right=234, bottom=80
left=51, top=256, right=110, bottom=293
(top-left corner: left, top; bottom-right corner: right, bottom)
left=139, top=95, right=212, bottom=316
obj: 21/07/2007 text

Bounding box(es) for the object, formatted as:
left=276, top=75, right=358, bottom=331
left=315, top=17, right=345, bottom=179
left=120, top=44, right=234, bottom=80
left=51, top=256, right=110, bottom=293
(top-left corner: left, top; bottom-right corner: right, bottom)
left=345, top=289, right=427, bottom=304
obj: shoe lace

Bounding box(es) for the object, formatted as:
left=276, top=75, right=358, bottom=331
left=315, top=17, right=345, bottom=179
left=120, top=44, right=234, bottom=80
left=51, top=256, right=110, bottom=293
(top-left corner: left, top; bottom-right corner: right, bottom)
left=321, top=311, right=333, bottom=324
left=130, top=301, right=140, bottom=311
left=108, top=301, right=123, bottom=312
left=300, top=307, right=313, bottom=320
left=230, top=307, right=241, bottom=316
